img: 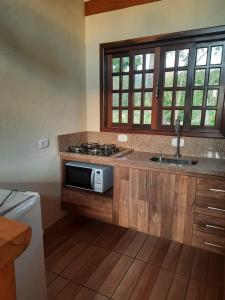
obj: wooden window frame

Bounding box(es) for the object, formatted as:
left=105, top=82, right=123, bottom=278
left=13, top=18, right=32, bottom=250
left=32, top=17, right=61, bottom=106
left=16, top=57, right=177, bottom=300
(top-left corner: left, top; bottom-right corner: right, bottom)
left=100, top=25, right=225, bottom=138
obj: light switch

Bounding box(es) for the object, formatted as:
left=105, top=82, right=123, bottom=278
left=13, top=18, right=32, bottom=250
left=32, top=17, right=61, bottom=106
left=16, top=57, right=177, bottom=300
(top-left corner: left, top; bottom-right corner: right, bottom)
left=172, top=138, right=184, bottom=147
left=118, top=134, right=128, bottom=142
left=38, top=138, right=49, bottom=149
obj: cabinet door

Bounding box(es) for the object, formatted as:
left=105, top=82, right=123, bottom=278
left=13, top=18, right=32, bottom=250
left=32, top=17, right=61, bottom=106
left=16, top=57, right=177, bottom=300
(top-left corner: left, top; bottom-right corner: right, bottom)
left=113, top=166, right=196, bottom=244
left=172, top=175, right=196, bottom=244
left=151, top=173, right=196, bottom=243
left=149, top=172, right=176, bottom=238
left=113, top=167, right=154, bottom=233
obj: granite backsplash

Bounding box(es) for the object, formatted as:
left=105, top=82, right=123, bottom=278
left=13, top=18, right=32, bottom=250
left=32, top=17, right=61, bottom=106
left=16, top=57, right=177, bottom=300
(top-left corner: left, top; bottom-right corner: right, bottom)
left=58, top=131, right=225, bottom=159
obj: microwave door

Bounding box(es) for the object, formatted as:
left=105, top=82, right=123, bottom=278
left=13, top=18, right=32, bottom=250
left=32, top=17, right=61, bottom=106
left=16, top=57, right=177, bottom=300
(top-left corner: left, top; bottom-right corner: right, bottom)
left=65, top=166, right=94, bottom=191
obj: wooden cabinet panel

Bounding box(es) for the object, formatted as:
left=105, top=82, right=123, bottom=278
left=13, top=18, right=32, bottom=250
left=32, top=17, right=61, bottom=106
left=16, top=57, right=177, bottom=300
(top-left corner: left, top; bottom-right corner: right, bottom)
left=151, top=173, right=196, bottom=243
left=193, top=213, right=225, bottom=236
left=113, top=167, right=196, bottom=244
left=113, top=167, right=153, bottom=233
left=172, top=176, right=196, bottom=244
left=150, top=172, right=175, bottom=238
left=129, top=169, right=153, bottom=233
left=113, top=167, right=129, bottom=227
left=62, top=188, right=113, bottom=223
left=195, top=197, right=225, bottom=218
left=196, top=178, right=225, bottom=200
left=192, top=230, right=225, bottom=255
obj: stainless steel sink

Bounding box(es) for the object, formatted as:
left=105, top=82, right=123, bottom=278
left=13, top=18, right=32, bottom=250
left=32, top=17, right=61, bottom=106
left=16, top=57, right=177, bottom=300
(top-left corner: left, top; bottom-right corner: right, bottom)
left=150, top=156, right=198, bottom=166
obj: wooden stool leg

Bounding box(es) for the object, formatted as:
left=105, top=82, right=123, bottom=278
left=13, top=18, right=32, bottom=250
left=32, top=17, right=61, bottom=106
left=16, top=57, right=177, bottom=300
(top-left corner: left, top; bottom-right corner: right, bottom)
left=0, top=263, right=17, bottom=300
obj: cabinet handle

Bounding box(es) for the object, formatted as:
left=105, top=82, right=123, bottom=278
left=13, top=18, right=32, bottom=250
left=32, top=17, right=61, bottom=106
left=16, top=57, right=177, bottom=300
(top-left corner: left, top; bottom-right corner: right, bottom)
left=209, top=188, right=225, bottom=193
left=203, top=242, right=223, bottom=249
left=205, top=224, right=225, bottom=231
left=207, top=206, right=225, bottom=212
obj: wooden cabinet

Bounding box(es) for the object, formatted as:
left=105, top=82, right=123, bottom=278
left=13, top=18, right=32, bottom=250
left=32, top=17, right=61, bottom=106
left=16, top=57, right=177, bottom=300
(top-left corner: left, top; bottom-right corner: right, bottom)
left=62, top=188, right=113, bottom=223
left=113, top=166, right=196, bottom=245
left=192, top=177, right=225, bottom=254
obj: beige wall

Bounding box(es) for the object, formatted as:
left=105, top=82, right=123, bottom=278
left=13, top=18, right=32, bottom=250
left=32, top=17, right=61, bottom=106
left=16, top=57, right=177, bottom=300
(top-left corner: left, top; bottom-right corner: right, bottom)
left=0, top=0, right=86, bottom=229
left=85, top=0, right=225, bottom=131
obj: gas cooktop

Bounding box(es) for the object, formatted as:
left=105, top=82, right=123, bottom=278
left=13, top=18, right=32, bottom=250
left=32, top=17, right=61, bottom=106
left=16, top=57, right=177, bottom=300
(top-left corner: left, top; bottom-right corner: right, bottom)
left=68, top=143, right=121, bottom=156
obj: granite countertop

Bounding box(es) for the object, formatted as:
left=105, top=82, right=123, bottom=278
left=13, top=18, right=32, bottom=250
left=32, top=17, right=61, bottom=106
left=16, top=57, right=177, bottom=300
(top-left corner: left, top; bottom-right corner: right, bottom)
left=59, top=149, right=225, bottom=178
left=117, top=151, right=225, bottom=177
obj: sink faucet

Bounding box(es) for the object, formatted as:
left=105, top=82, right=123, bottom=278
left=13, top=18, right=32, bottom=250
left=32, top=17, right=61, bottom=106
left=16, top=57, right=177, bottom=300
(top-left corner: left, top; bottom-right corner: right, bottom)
left=175, top=118, right=181, bottom=158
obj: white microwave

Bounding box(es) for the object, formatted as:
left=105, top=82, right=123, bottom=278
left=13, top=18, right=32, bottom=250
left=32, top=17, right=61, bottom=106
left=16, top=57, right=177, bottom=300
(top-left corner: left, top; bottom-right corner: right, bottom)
left=64, top=161, right=113, bottom=193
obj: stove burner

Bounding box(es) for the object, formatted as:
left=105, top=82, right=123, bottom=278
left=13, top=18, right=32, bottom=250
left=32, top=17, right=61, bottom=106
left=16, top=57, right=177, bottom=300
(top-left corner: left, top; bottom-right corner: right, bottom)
left=68, top=143, right=121, bottom=156
left=81, top=143, right=99, bottom=149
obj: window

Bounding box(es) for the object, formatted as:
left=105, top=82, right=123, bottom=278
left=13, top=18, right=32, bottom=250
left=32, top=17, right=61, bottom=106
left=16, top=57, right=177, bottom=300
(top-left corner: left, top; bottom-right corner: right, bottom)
left=100, top=26, right=225, bottom=137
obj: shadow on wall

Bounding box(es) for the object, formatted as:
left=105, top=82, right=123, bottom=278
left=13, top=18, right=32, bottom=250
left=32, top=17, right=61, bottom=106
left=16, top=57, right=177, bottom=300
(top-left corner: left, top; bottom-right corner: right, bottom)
left=0, top=0, right=83, bottom=91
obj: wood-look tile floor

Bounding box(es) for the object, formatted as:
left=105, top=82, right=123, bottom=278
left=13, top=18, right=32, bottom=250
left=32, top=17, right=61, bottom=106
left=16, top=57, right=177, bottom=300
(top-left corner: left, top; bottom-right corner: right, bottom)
left=44, top=216, right=225, bottom=300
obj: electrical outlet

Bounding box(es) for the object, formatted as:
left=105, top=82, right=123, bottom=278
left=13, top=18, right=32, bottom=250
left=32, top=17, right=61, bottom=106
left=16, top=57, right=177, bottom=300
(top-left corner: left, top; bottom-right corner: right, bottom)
left=38, top=138, right=49, bottom=149
left=118, top=134, right=128, bottom=142
left=172, top=138, right=184, bottom=147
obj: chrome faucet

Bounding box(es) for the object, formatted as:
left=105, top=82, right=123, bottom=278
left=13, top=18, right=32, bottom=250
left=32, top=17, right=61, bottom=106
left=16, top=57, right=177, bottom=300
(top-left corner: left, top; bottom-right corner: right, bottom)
left=175, top=118, right=181, bottom=158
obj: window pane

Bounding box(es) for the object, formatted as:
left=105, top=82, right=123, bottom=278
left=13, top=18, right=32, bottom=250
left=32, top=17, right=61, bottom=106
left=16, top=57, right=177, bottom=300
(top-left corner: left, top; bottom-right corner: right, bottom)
left=122, top=110, right=128, bottom=123
left=133, top=93, right=142, bottom=107
left=174, top=110, right=184, bottom=125
left=113, top=76, right=120, bottom=90
left=134, top=74, right=142, bottom=89
left=144, top=92, right=153, bottom=106
left=122, top=57, right=130, bottom=72
left=162, top=110, right=172, bottom=125
left=112, top=93, right=119, bottom=107
left=112, top=58, right=120, bottom=72
left=122, top=93, right=129, bottom=106
left=176, top=91, right=186, bottom=106
left=133, top=110, right=141, bottom=124
left=193, top=90, right=204, bottom=106
left=194, top=69, right=205, bottom=86
left=143, top=110, right=152, bottom=125
left=191, top=110, right=202, bottom=125
left=112, top=110, right=119, bottom=123
left=208, top=68, right=220, bottom=85
left=135, top=55, right=143, bottom=70
left=164, top=71, right=174, bottom=87
left=207, top=90, right=218, bottom=106
left=178, top=49, right=189, bottom=67
left=163, top=91, right=173, bottom=106
left=177, top=70, right=187, bottom=87
left=145, top=53, right=155, bottom=70
left=145, top=73, right=154, bottom=88
left=205, top=110, right=216, bottom=126
left=196, top=48, right=208, bottom=66
left=122, top=75, right=129, bottom=89
left=210, top=46, right=223, bottom=65
left=165, top=51, right=176, bottom=68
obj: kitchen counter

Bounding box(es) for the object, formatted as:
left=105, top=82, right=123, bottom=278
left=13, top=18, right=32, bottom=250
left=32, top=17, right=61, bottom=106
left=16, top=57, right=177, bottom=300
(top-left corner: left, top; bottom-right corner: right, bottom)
left=59, top=149, right=225, bottom=178
left=117, top=151, right=225, bottom=177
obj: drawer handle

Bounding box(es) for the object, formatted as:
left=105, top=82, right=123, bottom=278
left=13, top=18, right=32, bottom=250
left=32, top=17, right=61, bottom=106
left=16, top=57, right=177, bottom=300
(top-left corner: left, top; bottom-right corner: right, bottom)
left=206, top=224, right=225, bottom=231
left=209, top=188, right=225, bottom=193
left=207, top=206, right=225, bottom=212
left=203, top=242, right=223, bottom=249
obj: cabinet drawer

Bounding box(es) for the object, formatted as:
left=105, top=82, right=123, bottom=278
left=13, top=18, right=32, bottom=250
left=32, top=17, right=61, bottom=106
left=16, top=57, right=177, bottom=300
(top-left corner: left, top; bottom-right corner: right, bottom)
left=195, top=197, right=225, bottom=218
left=196, top=178, right=225, bottom=200
left=192, top=230, right=225, bottom=255
left=193, top=213, right=225, bottom=236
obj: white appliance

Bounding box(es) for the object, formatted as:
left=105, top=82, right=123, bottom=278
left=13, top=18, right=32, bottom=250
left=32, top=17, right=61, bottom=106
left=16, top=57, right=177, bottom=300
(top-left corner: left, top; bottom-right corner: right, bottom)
left=0, top=189, right=47, bottom=300
left=65, top=161, right=113, bottom=193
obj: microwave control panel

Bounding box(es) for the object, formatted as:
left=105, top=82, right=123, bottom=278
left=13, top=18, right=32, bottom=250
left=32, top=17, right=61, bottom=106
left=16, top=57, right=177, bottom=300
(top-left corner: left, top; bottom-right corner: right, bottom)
left=94, top=170, right=103, bottom=192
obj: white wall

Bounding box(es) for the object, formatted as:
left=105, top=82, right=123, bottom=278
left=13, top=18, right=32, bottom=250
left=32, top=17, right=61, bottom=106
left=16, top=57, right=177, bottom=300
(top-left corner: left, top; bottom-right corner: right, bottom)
left=85, top=0, right=225, bottom=131
left=0, top=0, right=86, bottom=228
